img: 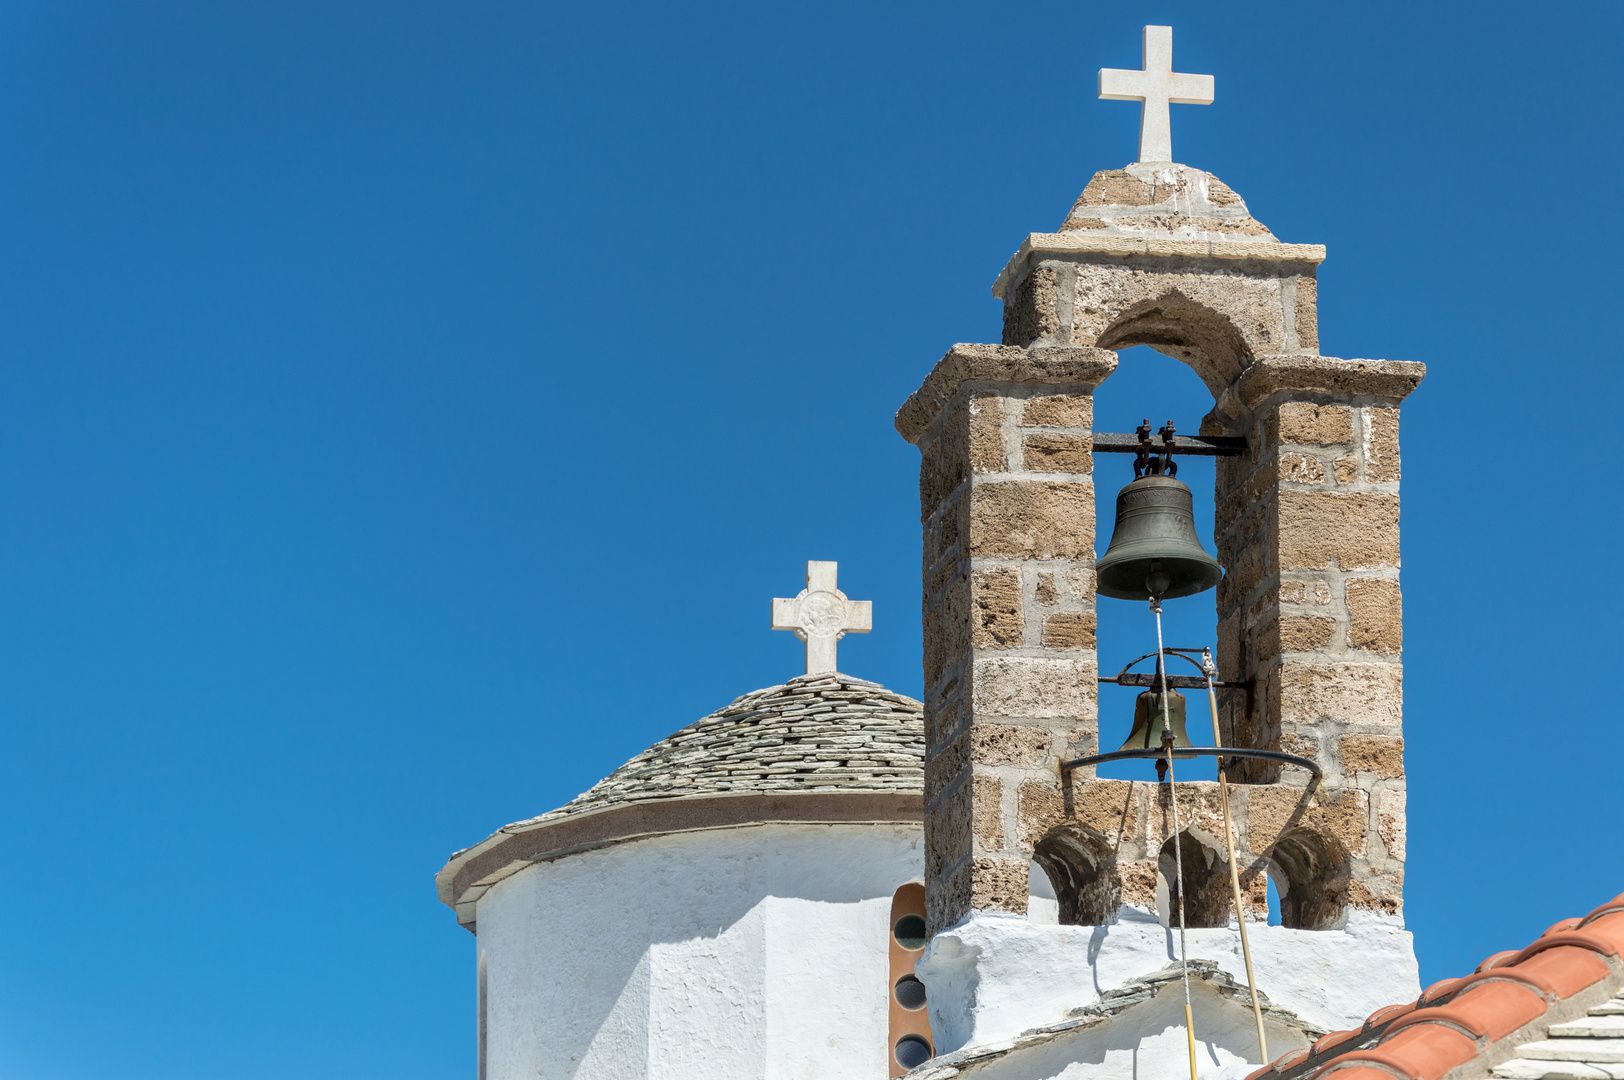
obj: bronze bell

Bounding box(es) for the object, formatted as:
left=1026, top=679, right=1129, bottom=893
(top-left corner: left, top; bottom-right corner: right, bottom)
left=1096, top=473, right=1223, bottom=601
left=1119, top=685, right=1198, bottom=758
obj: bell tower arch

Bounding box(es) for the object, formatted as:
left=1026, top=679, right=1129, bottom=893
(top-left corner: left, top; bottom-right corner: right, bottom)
left=895, top=157, right=1424, bottom=1051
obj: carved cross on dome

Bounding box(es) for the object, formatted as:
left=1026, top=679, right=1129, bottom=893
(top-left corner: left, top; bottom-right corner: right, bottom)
left=771, top=561, right=872, bottom=676
left=1099, top=25, right=1214, bottom=164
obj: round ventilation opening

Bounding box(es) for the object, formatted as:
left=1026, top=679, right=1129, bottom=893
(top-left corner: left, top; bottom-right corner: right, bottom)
left=894, top=974, right=927, bottom=1010
left=892, top=914, right=927, bottom=950
left=894, top=1034, right=932, bottom=1069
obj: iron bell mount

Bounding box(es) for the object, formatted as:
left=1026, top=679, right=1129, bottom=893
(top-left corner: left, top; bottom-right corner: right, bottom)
left=1096, top=421, right=1224, bottom=603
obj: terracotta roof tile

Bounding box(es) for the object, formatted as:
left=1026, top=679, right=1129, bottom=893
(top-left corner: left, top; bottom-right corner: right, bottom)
left=1258, top=890, right=1624, bottom=1080
left=1327, top=1023, right=1479, bottom=1080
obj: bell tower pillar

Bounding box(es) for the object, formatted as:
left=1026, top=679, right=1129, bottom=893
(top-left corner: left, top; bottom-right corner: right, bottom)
left=895, top=344, right=1116, bottom=934
left=1209, top=357, right=1423, bottom=923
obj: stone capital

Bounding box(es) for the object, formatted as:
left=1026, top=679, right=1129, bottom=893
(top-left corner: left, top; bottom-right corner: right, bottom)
left=895, top=344, right=1117, bottom=446
left=1218, top=355, right=1426, bottom=416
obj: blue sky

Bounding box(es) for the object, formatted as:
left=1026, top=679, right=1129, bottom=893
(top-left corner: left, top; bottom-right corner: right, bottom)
left=0, top=1, right=1619, bottom=1077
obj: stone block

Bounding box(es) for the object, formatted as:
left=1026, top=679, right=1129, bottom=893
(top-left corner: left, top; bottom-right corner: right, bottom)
left=1016, top=779, right=1064, bottom=848
left=1118, top=860, right=1160, bottom=913
left=1338, top=734, right=1404, bottom=779
left=1295, top=275, right=1319, bottom=351
left=1279, top=452, right=1326, bottom=484
left=1258, top=614, right=1337, bottom=661
left=1035, top=572, right=1059, bottom=605
left=1069, top=779, right=1140, bottom=843
left=924, top=730, right=969, bottom=801
left=972, top=656, right=1096, bottom=720
left=1023, top=433, right=1093, bottom=473
left=970, top=856, right=1031, bottom=914
left=927, top=861, right=970, bottom=935
left=1345, top=577, right=1402, bottom=654
left=1233, top=356, right=1425, bottom=412
left=1274, top=402, right=1353, bottom=446
left=966, top=393, right=1007, bottom=473
left=1377, top=790, right=1407, bottom=862
left=971, top=723, right=1051, bottom=767
left=973, top=775, right=1004, bottom=851
left=1276, top=491, right=1400, bottom=570
left=968, top=480, right=1095, bottom=559
left=1041, top=611, right=1097, bottom=650
left=1333, top=457, right=1357, bottom=484
left=1003, top=266, right=1060, bottom=347
left=1022, top=393, right=1093, bottom=429
left=1066, top=564, right=1096, bottom=599
left=926, top=782, right=972, bottom=879
left=1275, top=662, right=1403, bottom=729
left=926, top=694, right=963, bottom=751
left=1365, top=407, right=1401, bottom=484
left=970, top=567, right=1024, bottom=648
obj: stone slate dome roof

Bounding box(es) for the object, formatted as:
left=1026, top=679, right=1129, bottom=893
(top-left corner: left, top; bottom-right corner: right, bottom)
left=436, top=672, right=924, bottom=930
left=508, top=671, right=925, bottom=831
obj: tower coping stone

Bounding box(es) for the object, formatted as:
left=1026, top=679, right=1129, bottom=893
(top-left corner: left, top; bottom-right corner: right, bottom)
left=894, top=343, right=1117, bottom=445
left=992, top=234, right=1328, bottom=300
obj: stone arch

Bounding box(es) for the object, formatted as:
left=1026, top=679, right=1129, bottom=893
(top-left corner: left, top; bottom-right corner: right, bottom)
left=1030, top=826, right=1119, bottom=926
left=1155, top=828, right=1231, bottom=928
left=1096, top=293, right=1251, bottom=396
left=1264, top=827, right=1351, bottom=931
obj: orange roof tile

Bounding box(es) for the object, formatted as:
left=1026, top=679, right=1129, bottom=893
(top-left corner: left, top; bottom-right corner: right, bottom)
left=1253, top=891, right=1624, bottom=1080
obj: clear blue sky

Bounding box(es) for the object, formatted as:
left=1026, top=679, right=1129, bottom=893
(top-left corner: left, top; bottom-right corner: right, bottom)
left=0, top=2, right=1619, bottom=1077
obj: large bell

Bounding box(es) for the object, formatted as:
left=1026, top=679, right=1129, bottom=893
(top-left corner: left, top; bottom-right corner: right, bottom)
left=1096, top=474, right=1223, bottom=601
left=1119, top=686, right=1197, bottom=757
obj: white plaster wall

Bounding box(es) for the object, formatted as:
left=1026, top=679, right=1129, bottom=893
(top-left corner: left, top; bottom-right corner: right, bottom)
left=474, top=821, right=925, bottom=1080
left=916, top=907, right=1418, bottom=1055
left=943, top=979, right=1312, bottom=1080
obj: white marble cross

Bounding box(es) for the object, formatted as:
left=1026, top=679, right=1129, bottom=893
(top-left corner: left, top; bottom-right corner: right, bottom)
left=1099, top=26, right=1214, bottom=164
left=771, top=561, right=871, bottom=675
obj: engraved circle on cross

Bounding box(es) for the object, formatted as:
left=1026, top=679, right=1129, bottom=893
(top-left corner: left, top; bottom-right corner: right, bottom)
left=799, top=591, right=846, bottom=638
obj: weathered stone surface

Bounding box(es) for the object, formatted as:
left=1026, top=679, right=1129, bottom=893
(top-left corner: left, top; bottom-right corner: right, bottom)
left=1338, top=735, right=1404, bottom=779
left=1034, top=572, right=1060, bottom=605
left=1259, top=614, right=1337, bottom=660
left=1333, top=456, right=1357, bottom=484
left=927, top=781, right=972, bottom=879
left=1345, top=577, right=1402, bottom=654
left=1245, top=785, right=1368, bottom=858
left=1069, top=779, right=1140, bottom=843
left=972, top=723, right=1050, bottom=767
left=1233, top=356, right=1426, bottom=412
left=1023, top=433, right=1093, bottom=473
left=966, top=393, right=1006, bottom=473
left=1016, top=779, right=1065, bottom=847
left=1276, top=663, right=1403, bottom=730
left=1276, top=491, right=1400, bottom=570
left=968, top=480, right=1095, bottom=559
left=1274, top=402, right=1353, bottom=446
left=1365, top=407, right=1401, bottom=484
left=1042, top=610, right=1097, bottom=650
left=1004, top=266, right=1061, bottom=346
left=973, top=775, right=1004, bottom=851
left=1295, top=275, right=1319, bottom=351
left=1377, top=790, right=1407, bottom=862
left=1279, top=452, right=1326, bottom=484
left=925, top=730, right=969, bottom=802
left=1022, top=393, right=1093, bottom=429
left=1066, top=565, right=1096, bottom=598
left=894, top=344, right=1116, bottom=446
left=973, top=656, right=1096, bottom=719
left=970, top=567, right=1024, bottom=648
left=970, top=856, right=1030, bottom=914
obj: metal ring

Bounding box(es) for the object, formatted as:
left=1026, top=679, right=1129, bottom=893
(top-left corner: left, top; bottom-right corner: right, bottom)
left=1060, top=746, right=1322, bottom=781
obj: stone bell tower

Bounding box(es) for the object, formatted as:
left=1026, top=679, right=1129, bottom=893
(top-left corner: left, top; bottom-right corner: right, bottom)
left=894, top=26, right=1424, bottom=1065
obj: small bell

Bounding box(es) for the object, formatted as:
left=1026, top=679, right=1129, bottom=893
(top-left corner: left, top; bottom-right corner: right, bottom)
left=1118, top=686, right=1198, bottom=757
left=1096, top=473, right=1223, bottom=602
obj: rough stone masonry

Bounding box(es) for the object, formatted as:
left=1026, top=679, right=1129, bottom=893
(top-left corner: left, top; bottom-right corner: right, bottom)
left=896, top=163, right=1424, bottom=936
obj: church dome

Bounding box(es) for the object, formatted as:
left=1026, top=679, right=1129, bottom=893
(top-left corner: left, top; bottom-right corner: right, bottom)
left=436, top=672, right=924, bottom=929
left=538, top=671, right=924, bottom=815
